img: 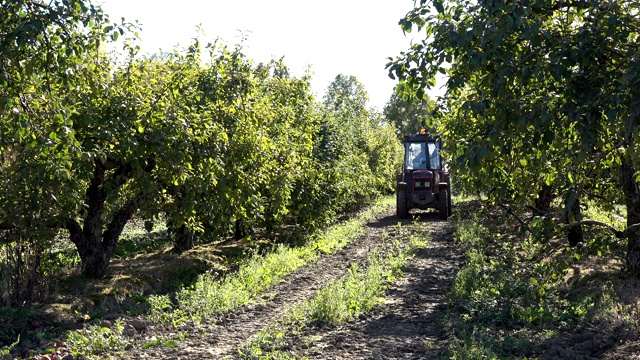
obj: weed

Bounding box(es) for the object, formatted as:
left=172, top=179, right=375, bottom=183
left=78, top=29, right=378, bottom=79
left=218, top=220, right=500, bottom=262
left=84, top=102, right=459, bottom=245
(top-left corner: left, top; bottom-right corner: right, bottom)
left=65, top=318, right=129, bottom=358
left=307, top=237, right=419, bottom=324
left=309, top=261, right=384, bottom=323
left=444, top=200, right=631, bottom=358
left=147, top=294, right=172, bottom=322
left=142, top=337, right=178, bottom=349
left=448, top=329, right=499, bottom=360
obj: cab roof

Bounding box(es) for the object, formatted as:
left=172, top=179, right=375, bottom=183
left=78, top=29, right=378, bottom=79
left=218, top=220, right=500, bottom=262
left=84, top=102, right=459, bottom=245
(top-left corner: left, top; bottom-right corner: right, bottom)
left=403, top=133, right=441, bottom=143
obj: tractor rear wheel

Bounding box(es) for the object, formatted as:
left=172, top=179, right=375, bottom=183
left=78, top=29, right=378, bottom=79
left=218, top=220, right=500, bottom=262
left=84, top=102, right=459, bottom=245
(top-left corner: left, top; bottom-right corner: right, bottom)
left=447, top=185, right=452, bottom=216
left=438, top=189, right=449, bottom=220
left=397, top=188, right=410, bottom=219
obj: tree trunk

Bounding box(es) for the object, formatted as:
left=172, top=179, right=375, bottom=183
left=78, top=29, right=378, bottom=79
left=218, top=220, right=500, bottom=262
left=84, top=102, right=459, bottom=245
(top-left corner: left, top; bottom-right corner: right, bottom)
left=567, top=197, right=584, bottom=247
left=68, top=191, right=147, bottom=278
left=235, top=219, right=246, bottom=240
left=534, top=185, right=554, bottom=215
left=67, top=160, right=152, bottom=278
left=564, top=190, right=583, bottom=247
left=234, top=219, right=255, bottom=240
left=174, top=224, right=194, bottom=252
left=70, top=164, right=110, bottom=278
left=621, top=155, right=640, bottom=276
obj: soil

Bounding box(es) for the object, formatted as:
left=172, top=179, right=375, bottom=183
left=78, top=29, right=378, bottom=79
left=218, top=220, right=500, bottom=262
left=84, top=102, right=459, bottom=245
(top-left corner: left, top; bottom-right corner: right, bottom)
left=118, top=207, right=463, bottom=359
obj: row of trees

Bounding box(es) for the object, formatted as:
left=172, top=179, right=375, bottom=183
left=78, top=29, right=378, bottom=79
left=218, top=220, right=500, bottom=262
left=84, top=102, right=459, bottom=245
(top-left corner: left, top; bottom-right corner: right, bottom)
left=388, top=0, right=640, bottom=273
left=0, top=0, right=402, bottom=299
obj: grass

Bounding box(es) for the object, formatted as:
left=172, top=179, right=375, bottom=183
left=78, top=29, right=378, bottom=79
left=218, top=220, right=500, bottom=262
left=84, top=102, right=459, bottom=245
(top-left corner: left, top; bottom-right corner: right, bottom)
left=238, top=222, right=428, bottom=358
left=442, top=199, right=639, bottom=359
left=0, top=196, right=394, bottom=358
left=148, top=196, right=395, bottom=324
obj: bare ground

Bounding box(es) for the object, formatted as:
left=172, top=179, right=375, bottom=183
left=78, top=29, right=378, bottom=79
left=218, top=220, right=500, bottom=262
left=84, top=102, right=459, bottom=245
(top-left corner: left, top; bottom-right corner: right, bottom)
left=119, top=208, right=463, bottom=359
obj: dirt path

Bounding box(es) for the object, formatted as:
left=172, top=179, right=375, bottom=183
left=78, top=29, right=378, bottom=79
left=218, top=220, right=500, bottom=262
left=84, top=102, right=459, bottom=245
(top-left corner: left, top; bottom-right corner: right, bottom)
left=280, top=213, right=462, bottom=359
left=124, top=209, right=462, bottom=359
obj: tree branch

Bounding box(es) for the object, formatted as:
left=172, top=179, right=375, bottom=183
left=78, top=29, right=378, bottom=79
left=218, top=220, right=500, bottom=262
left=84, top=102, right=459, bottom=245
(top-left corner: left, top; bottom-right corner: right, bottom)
left=562, top=220, right=624, bottom=239
left=551, top=0, right=591, bottom=11
left=623, top=223, right=640, bottom=238
left=102, top=191, right=149, bottom=251
left=499, top=204, right=536, bottom=236
left=66, top=218, right=83, bottom=245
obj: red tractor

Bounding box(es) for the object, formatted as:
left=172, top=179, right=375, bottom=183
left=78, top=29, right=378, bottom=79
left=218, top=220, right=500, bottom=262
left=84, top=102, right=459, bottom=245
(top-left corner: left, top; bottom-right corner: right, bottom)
left=396, top=131, right=452, bottom=219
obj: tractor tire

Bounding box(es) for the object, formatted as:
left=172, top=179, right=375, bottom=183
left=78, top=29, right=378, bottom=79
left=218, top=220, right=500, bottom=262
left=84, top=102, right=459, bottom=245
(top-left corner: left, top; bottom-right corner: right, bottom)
left=438, top=188, right=449, bottom=220
left=447, top=185, right=453, bottom=216
left=397, top=189, right=410, bottom=219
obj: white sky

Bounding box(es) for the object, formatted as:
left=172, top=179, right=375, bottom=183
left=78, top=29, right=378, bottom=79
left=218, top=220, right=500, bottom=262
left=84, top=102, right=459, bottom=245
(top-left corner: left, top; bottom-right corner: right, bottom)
left=97, top=0, right=430, bottom=110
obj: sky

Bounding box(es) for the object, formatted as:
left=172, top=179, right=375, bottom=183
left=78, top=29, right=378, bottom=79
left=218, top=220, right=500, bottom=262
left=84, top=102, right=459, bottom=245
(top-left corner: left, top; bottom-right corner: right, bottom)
left=96, top=0, right=434, bottom=110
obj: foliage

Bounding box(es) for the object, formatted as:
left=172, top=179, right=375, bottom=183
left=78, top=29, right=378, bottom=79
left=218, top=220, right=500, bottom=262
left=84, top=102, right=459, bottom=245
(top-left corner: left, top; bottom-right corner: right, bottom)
left=444, top=201, right=631, bottom=358
left=65, top=319, right=129, bottom=358
left=388, top=0, right=640, bottom=272
left=0, top=0, right=402, bottom=290
left=383, top=88, right=436, bottom=136
left=293, top=74, right=402, bottom=232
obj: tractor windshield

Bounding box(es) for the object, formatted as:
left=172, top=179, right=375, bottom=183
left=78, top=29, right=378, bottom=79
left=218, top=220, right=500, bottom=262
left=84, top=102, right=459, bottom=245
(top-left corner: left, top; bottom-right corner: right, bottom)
left=405, top=141, right=442, bottom=170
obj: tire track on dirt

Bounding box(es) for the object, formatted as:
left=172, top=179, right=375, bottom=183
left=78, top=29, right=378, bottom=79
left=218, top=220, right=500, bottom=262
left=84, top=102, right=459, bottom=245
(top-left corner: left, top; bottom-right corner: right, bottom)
left=126, top=206, right=402, bottom=359
left=282, top=213, right=462, bottom=359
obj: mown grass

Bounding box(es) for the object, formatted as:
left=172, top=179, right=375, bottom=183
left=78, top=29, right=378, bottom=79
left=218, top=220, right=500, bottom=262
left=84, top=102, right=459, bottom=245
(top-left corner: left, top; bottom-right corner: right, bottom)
left=147, top=196, right=395, bottom=324
left=238, top=222, right=428, bottom=359
left=443, top=199, right=639, bottom=359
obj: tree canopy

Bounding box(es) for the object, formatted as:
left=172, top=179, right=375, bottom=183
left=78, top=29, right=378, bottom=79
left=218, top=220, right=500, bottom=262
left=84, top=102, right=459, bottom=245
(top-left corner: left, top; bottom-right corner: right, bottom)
left=388, top=0, right=640, bottom=274
left=0, top=0, right=402, bottom=288
left=383, top=89, right=436, bottom=136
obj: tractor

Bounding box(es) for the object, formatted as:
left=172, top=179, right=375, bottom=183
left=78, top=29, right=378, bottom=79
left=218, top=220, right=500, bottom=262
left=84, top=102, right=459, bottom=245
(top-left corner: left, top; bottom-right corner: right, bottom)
left=396, top=130, right=452, bottom=219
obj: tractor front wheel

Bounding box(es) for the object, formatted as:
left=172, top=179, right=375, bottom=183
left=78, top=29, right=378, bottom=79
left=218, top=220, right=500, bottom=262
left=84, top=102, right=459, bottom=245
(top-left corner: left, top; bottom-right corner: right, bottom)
left=397, top=188, right=410, bottom=219
left=438, top=189, right=449, bottom=220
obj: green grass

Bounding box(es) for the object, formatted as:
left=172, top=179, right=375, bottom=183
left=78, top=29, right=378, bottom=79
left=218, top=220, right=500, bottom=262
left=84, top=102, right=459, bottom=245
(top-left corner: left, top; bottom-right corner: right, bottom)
left=238, top=222, right=428, bottom=359
left=0, top=197, right=392, bottom=358
left=306, top=244, right=412, bottom=324
left=443, top=200, right=632, bottom=359
left=148, top=196, right=395, bottom=324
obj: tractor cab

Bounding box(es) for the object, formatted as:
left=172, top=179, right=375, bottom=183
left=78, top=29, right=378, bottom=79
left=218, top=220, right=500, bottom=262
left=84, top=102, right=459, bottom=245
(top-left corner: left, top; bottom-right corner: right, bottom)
left=404, top=135, right=442, bottom=171
left=396, top=131, right=451, bottom=219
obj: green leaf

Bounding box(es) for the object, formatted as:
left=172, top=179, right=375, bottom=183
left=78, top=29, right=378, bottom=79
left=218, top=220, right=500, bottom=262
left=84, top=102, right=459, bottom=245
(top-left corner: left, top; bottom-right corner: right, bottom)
left=433, top=0, right=444, bottom=14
